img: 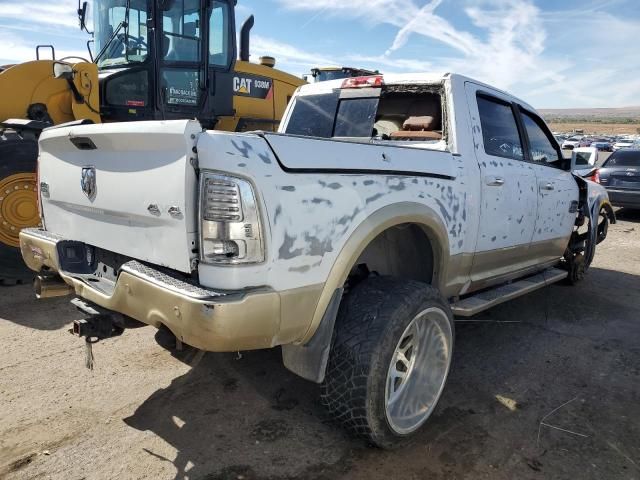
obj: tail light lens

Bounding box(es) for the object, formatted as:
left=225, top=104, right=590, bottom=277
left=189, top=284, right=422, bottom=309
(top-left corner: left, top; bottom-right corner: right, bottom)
left=199, top=172, right=264, bottom=265
left=585, top=168, right=600, bottom=183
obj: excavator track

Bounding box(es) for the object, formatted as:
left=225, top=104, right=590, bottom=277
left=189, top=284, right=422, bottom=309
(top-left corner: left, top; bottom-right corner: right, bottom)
left=0, top=128, right=39, bottom=285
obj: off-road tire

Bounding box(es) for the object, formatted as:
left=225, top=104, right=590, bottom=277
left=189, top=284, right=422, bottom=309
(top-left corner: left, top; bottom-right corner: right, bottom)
left=0, top=128, right=39, bottom=285
left=321, top=276, right=454, bottom=449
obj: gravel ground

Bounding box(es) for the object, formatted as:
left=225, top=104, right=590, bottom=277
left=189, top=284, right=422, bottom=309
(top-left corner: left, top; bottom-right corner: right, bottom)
left=1, top=208, right=639, bottom=480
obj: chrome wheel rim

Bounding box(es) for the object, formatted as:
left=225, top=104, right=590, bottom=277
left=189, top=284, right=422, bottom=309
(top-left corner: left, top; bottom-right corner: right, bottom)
left=385, top=307, right=453, bottom=435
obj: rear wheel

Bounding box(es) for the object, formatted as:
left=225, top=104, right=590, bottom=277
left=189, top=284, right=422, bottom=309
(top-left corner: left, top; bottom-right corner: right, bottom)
left=0, top=129, right=39, bottom=285
left=321, top=276, right=454, bottom=448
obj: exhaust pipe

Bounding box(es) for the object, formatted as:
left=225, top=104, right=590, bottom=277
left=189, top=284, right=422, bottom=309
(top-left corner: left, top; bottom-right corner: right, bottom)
left=34, top=275, right=74, bottom=299
left=239, top=15, right=254, bottom=62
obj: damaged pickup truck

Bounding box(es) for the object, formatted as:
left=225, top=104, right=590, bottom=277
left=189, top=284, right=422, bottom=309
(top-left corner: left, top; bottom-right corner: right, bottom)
left=20, top=73, right=614, bottom=447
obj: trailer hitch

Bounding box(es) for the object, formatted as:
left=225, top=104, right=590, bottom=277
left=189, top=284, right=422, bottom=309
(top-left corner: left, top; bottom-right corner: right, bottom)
left=70, top=315, right=124, bottom=370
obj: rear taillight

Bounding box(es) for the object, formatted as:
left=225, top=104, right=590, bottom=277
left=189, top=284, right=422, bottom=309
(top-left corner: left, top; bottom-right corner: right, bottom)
left=199, top=172, right=264, bottom=265
left=585, top=168, right=600, bottom=183
left=341, top=75, right=384, bottom=89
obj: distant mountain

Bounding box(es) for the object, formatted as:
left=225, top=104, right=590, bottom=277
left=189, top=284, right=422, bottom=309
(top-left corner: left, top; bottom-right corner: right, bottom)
left=539, top=106, right=640, bottom=120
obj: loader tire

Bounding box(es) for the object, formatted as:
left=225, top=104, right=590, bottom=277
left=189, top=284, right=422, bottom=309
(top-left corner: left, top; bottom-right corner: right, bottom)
left=321, top=276, right=454, bottom=449
left=0, top=128, right=39, bottom=285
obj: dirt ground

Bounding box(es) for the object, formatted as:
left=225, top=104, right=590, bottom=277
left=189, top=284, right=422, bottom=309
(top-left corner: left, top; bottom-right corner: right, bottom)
left=1, top=209, right=639, bottom=480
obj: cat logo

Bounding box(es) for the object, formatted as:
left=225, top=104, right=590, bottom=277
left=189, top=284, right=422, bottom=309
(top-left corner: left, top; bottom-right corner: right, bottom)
left=233, top=77, right=253, bottom=94
left=233, top=75, right=273, bottom=99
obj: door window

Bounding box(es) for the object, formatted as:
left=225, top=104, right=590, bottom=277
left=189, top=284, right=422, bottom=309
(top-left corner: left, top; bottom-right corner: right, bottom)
left=477, top=95, right=524, bottom=161
left=520, top=110, right=561, bottom=166
left=162, top=0, right=201, bottom=63
left=209, top=2, right=231, bottom=68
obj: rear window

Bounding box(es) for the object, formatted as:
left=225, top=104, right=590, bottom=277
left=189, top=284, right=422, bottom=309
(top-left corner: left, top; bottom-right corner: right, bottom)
left=284, top=92, right=339, bottom=138
left=604, top=150, right=640, bottom=167
left=283, top=88, right=443, bottom=142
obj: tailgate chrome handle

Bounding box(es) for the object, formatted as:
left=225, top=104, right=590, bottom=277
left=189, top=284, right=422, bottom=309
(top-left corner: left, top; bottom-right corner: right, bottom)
left=486, top=176, right=505, bottom=187
left=540, top=182, right=555, bottom=191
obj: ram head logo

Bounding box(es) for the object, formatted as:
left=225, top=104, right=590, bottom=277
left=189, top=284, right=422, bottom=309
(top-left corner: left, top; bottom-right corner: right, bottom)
left=81, top=166, right=97, bottom=200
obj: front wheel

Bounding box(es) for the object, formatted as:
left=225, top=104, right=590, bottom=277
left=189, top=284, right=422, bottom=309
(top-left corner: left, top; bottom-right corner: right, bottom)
left=321, top=276, right=454, bottom=448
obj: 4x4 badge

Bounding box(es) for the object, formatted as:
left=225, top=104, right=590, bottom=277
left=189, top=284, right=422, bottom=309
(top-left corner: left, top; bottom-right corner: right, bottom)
left=81, top=166, right=97, bottom=200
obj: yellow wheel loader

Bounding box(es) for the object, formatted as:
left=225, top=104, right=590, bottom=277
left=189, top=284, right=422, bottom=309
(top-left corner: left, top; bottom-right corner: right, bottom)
left=0, top=0, right=305, bottom=284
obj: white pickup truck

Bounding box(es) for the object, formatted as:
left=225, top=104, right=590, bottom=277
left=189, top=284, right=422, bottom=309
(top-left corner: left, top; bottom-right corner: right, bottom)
left=20, top=73, right=614, bottom=448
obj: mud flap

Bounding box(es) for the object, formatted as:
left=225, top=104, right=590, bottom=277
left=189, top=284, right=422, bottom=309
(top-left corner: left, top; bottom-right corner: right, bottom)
left=281, top=288, right=343, bottom=383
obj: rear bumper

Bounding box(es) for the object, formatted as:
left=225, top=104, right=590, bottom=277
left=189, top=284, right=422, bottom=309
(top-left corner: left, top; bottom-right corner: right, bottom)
left=605, top=189, right=640, bottom=209
left=19, top=228, right=283, bottom=352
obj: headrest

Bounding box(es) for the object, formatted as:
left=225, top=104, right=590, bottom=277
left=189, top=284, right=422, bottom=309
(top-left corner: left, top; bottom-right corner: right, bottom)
left=403, top=116, right=436, bottom=131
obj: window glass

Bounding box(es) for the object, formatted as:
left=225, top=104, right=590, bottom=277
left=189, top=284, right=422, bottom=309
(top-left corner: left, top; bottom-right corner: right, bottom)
left=334, top=98, right=378, bottom=137
left=284, top=93, right=339, bottom=137
left=105, top=70, right=149, bottom=106
left=209, top=2, right=230, bottom=67
left=162, top=0, right=201, bottom=63
left=604, top=150, right=640, bottom=167
left=521, top=111, right=561, bottom=165
left=95, top=0, right=149, bottom=67
left=162, top=69, right=200, bottom=106
left=477, top=95, right=523, bottom=160
left=572, top=151, right=594, bottom=167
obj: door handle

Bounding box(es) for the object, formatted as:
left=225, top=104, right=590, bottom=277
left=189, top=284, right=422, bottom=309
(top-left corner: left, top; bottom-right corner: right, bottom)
left=540, top=182, right=555, bottom=191
left=486, top=176, right=505, bottom=187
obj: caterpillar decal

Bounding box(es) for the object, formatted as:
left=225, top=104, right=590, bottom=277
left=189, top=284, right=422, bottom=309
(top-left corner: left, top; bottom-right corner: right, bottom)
left=233, top=73, right=274, bottom=99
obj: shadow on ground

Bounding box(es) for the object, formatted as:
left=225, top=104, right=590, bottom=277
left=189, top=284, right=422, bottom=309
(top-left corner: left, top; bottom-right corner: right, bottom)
left=0, top=283, right=78, bottom=330
left=614, top=207, right=640, bottom=223
left=123, top=266, right=640, bottom=480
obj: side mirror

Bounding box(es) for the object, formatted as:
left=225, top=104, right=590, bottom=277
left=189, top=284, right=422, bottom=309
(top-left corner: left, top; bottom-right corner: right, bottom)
left=78, top=1, right=88, bottom=31
left=53, top=62, right=74, bottom=80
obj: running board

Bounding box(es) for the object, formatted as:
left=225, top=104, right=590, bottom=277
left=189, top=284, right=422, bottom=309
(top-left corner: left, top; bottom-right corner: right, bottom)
left=451, top=268, right=568, bottom=317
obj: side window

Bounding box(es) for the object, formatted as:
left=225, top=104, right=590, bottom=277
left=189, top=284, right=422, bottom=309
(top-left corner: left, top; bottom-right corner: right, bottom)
left=209, top=2, right=231, bottom=68
left=520, top=110, right=561, bottom=166
left=162, top=0, right=201, bottom=63
left=477, top=95, right=524, bottom=161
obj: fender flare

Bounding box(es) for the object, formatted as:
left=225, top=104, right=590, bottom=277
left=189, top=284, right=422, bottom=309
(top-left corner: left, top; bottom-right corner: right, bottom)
left=282, top=202, right=450, bottom=383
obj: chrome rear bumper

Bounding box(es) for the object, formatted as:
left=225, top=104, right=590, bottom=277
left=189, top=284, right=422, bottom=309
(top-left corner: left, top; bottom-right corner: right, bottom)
left=19, top=228, right=282, bottom=352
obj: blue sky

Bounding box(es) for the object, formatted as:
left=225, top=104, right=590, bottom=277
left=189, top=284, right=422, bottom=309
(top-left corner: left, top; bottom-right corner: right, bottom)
left=0, top=0, right=638, bottom=108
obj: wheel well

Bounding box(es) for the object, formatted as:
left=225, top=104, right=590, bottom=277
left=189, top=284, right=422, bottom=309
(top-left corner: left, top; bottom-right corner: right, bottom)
left=349, top=223, right=434, bottom=285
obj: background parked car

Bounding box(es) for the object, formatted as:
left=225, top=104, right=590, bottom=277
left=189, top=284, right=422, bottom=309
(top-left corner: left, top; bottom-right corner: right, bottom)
left=596, top=149, right=640, bottom=209
left=562, top=136, right=582, bottom=150
left=590, top=138, right=613, bottom=151
left=613, top=138, right=636, bottom=151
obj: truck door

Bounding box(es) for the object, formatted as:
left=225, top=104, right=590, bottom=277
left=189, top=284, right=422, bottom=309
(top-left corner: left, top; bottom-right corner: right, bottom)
left=465, top=83, right=538, bottom=289
left=516, top=107, right=578, bottom=263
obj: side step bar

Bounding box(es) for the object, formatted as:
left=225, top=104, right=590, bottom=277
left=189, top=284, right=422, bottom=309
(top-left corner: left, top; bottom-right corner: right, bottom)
left=451, top=268, right=567, bottom=317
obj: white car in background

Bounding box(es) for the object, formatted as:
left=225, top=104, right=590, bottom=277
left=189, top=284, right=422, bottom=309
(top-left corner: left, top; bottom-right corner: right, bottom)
left=562, top=136, right=582, bottom=150
left=613, top=138, right=635, bottom=151
left=572, top=147, right=599, bottom=177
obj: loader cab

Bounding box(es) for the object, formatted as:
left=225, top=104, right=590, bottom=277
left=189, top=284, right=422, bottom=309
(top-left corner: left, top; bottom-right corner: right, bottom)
left=91, top=0, right=236, bottom=127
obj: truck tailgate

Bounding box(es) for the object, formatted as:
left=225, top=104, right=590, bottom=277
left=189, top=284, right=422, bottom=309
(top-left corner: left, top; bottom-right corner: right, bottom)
left=38, top=120, right=201, bottom=273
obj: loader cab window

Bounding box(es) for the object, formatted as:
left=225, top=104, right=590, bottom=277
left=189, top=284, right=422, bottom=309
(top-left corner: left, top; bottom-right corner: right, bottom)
left=94, top=0, right=151, bottom=68
left=161, top=0, right=203, bottom=107
left=162, top=0, right=202, bottom=63
left=209, top=2, right=232, bottom=68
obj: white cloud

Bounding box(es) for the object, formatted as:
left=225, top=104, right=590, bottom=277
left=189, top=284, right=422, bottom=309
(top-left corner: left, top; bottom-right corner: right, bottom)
left=0, top=31, right=87, bottom=64
left=276, top=0, right=640, bottom=108
left=0, top=0, right=79, bottom=28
